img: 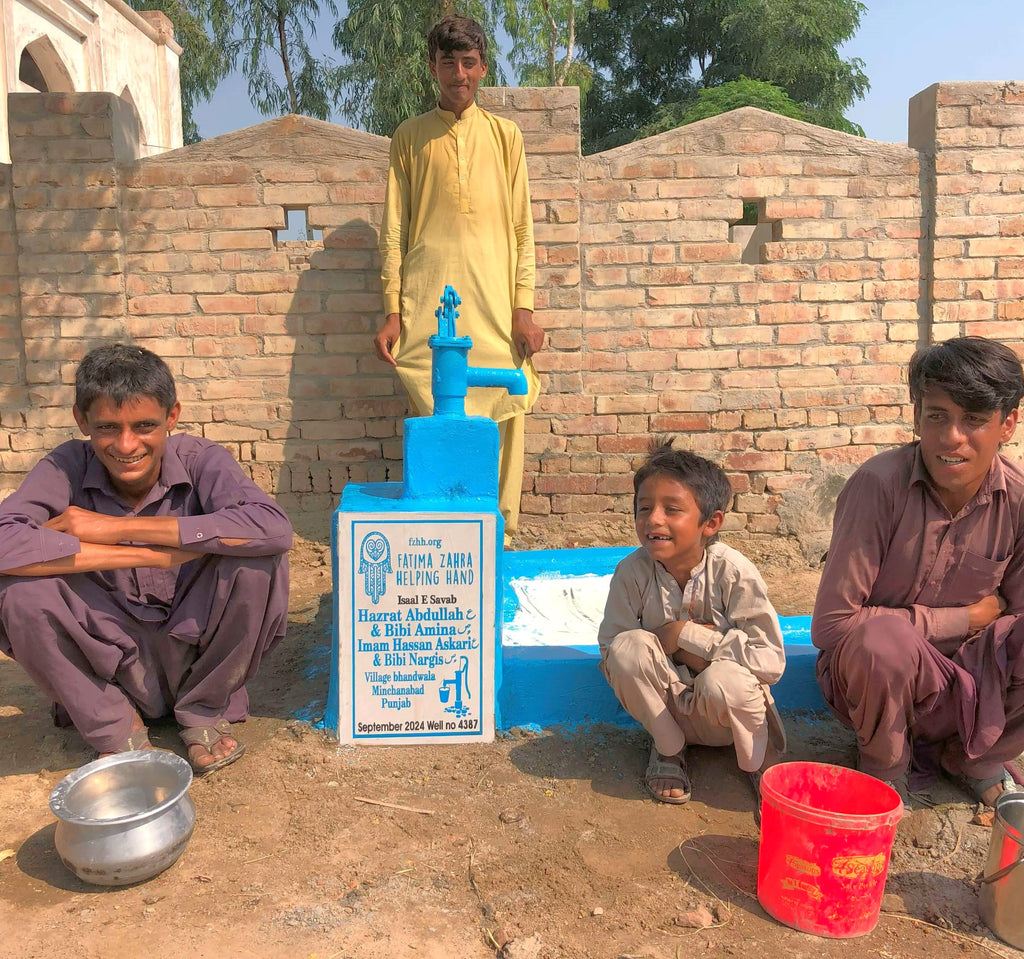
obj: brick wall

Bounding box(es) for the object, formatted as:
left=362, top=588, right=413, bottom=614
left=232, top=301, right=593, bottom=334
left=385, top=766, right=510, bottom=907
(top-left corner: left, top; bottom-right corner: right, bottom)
left=2, top=83, right=1023, bottom=552
left=566, top=110, right=926, bottom=554
left=4, top=92, right=137, bottom=475
left=478, top=87, right=583, bottom=522
left=118, top=114, right=394, bottom=527
left=0, top=155, right=18, bottom=429
left=911, top=82, right=1024, bottom=340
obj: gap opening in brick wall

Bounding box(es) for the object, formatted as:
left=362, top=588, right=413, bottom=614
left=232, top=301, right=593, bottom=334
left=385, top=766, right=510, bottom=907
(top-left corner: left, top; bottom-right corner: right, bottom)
left=276, top=208, right=323, bottom=245
left=729, top=198, right=773, bottom=266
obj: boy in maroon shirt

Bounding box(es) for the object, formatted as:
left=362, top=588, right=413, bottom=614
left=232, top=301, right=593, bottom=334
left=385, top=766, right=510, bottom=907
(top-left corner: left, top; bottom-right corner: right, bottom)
left=813, top=337, right=1024, bottom=805
left=0, top=345, right=292, bottom=773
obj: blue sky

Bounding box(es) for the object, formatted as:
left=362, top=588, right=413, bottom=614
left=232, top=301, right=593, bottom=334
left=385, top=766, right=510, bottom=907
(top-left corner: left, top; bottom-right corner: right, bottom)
left=192, top=1, right=1024, bottom=145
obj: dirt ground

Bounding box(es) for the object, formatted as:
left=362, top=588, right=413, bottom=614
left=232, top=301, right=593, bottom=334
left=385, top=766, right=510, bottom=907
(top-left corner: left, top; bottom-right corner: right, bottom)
left=0, top=521, right=1019, bottom=958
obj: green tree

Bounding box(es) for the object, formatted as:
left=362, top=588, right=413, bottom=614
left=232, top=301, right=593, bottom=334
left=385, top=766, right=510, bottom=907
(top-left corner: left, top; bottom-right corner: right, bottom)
left=507, top=0, right=608, bottom=98
left=127, top=0, right=233, bottom=143
left=333, top=1, right=513, bottom=136
left=580, top=0, right=868, bottom=152
left=580, top=0, right=702, bottom=152
left=706, top=0, right=868, bottom=134
left=639, top=77, right=808, bottom=138
left=218, top=0, right=343, bottom=120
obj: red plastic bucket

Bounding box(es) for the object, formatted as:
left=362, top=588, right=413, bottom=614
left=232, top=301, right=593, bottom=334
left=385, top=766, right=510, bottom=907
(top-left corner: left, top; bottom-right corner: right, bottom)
left=757, top=761, right=903, bottom=937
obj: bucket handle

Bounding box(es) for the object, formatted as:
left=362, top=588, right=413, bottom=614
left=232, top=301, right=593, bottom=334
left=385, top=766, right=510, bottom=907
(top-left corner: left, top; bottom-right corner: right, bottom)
left=980, top=858, right=1024, bottom=884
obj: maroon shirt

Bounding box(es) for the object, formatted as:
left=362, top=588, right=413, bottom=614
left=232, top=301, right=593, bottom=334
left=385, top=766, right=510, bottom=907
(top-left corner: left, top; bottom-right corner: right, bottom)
left=0, top=433, right=292, bottom=611
left=812, top=442, right=1024, bottom=662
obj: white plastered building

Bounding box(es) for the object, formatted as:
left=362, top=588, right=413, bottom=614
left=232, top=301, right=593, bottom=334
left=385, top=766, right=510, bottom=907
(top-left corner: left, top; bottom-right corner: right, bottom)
left=0, top=0, right=183, bottom=161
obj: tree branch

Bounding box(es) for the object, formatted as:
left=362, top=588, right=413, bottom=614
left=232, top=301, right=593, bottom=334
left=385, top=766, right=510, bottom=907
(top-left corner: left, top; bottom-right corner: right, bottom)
left=556, top=1, right=577, bottom=87
left=541, top=0, right=557, bottom=86
left=275, top=9, right=297, bottom=113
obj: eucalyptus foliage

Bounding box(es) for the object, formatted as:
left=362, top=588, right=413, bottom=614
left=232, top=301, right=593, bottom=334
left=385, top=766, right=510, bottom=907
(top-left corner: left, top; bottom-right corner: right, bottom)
left=216, top=0, right=344, bottom=120
left=507, top=0, right=608, bottom=99
left=132, top=0, right=870, bottom=153
left=334, top=0, right=513, bottom=136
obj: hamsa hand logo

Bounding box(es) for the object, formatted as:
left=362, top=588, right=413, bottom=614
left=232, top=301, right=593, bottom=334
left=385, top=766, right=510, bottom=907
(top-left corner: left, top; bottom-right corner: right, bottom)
left=358, top=531, right=392, bottom=605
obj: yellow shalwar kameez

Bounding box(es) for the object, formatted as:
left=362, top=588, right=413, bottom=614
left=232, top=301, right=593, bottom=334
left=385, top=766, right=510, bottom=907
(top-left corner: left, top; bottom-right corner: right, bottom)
left=379, top=102, right=540, bottom=533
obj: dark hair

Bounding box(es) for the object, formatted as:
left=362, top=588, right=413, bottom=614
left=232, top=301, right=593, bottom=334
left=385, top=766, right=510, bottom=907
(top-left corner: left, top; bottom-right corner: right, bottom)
left=633, top=439, right=733, bottom=524
left=75, top=344, right=177, bottom=415
left=909, top=336, right=1024, bottom=419
left=427, top=15, right=487, bottom=62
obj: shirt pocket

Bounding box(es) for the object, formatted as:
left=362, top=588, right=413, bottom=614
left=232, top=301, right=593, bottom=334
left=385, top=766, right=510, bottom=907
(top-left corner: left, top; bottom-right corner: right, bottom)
left=951, top=549, right=1010, bottom=602
left=133, top=566, right=177, bottom=608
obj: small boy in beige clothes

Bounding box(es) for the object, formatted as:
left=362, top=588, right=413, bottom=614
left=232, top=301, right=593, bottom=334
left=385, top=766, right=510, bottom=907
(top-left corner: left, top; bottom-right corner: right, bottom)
left=598, top=441, right=786, bottom=815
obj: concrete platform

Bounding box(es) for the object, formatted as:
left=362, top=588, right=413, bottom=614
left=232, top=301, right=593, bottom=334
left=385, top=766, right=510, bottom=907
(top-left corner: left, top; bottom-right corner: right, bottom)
left=497, top=547, right=823, bottom=730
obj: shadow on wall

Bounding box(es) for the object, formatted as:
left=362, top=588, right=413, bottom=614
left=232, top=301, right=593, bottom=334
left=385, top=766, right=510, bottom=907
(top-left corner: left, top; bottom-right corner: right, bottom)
left=280, top=218, right=406, bottom=543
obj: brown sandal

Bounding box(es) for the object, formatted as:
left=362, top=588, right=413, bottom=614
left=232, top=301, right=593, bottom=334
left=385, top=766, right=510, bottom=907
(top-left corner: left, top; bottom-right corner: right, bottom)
left=180, top=719, right=246, bottom=775
left=99, top=726, right=153, bottom=758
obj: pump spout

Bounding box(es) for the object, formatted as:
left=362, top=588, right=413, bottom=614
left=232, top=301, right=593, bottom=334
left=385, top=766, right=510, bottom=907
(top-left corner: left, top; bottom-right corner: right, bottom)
left=466, top=365, right=527, bottom=396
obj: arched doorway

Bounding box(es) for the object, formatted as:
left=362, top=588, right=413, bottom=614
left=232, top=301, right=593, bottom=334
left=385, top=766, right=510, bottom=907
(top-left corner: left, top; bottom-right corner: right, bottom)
left=19, top=36, right=74, bottom=93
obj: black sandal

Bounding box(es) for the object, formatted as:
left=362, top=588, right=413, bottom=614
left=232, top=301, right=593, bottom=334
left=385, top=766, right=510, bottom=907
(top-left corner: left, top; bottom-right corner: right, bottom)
left=645, top=745, right=691, bottom=804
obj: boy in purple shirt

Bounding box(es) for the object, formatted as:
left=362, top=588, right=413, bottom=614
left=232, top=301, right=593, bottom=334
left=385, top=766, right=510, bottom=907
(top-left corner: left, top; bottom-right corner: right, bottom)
left=813, top=337, right=1024, bottom=806
left=0, top=345, right=292, bottom=773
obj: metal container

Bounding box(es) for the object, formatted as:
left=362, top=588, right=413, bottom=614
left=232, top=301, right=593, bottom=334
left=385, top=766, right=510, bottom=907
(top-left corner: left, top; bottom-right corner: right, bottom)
left=49, top=750, right=195, bottom=886
left=980, top=790, right=1024, bottom=948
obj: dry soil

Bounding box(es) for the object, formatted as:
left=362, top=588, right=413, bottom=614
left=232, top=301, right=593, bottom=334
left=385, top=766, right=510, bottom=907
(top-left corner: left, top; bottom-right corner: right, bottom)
left=0, top=522, right=1017, bottom=959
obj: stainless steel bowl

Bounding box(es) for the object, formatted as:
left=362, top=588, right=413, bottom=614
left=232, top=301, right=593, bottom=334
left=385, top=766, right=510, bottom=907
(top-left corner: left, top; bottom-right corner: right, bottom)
left=49, top=750, right=196, bottom=886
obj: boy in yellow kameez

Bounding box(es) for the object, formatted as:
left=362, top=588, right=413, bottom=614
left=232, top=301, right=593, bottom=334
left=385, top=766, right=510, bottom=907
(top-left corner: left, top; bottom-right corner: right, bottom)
left=374, top=15, right=544, bottom=536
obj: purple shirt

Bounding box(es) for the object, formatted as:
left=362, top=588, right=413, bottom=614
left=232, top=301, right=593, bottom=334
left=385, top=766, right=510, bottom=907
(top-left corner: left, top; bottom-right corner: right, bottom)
left=812, top=442, right=1024, bottom=660
left=0, top=433, right=292, bottom=608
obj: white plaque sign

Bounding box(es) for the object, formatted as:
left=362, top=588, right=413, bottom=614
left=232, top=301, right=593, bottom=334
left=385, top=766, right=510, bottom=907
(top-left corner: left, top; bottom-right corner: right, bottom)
left=335, top=512, right=496, bottom=744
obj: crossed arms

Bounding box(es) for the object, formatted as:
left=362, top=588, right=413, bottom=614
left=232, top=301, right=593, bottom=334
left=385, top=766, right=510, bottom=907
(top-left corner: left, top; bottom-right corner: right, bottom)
left=598, top=550, right=785, bottom=685
left=0, top=441, right=292, bottom=577
left=4, top=508, right=202, bottom=575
